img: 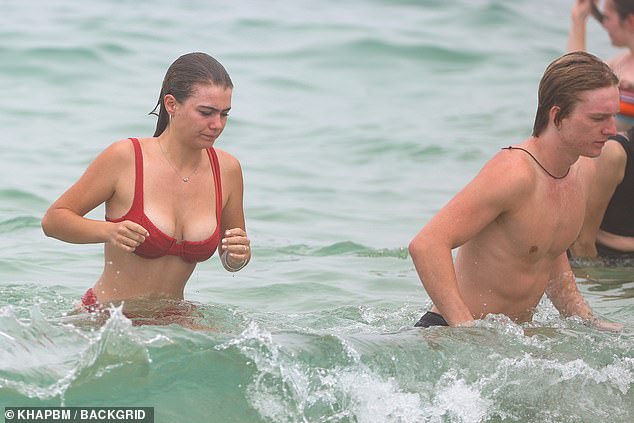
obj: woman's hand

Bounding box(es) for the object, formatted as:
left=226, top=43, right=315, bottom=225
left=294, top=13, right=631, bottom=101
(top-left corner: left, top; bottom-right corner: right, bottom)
left=106, top=220, right=149, bottom=252
left=571, top=0, right=595, bottom=22
left=221, top=228, right=251, bottom=271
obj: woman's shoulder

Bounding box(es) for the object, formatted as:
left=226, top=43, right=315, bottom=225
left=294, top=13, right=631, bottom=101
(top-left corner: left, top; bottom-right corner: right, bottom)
left=213, top=147, right=242, bottom=173
left=602, top=137, right=629, bottom=167
left=103, top=138, right=136, bottom=155
left=608, top=52, right=631, bottom=70
left=91, top=138, right=137, bottom=169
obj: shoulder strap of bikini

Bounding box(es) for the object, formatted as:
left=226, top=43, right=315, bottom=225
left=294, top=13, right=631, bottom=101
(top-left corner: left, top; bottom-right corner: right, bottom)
left=207, top=147, right=223, bottom=226
left=129, top=138, right=144, bottom=207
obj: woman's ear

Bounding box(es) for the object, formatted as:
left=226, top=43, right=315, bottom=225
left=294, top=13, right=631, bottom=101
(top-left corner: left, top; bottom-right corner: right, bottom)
left=163, top=94, right=177, bottom=115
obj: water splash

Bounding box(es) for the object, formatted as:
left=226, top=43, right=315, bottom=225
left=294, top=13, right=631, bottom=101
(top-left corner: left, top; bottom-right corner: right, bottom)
left=0, top=304, right=152, bottom=404
left=216, top=321, right=494, bottom=422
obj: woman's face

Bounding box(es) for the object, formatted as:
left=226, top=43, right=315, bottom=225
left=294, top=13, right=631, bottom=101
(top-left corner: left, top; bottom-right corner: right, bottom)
left=171, top=83, right=233, bottom=147
left=602, top=0, right=628, bottom=47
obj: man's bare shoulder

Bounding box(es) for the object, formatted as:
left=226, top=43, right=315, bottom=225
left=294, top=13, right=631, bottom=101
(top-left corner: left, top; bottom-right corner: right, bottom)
left=437, top=146, right=538, bottom=221
left=472, top=147, right=537, bottom=199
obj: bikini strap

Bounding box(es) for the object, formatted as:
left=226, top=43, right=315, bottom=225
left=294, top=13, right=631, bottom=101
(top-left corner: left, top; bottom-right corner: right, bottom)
left=129, top=138, right=144, bottom=208
left=207, top=147, right=223, bottom=226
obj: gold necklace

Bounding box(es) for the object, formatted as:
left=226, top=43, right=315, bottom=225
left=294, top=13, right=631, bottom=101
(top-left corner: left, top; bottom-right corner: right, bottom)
left=157, top=139, right=200, bottom=182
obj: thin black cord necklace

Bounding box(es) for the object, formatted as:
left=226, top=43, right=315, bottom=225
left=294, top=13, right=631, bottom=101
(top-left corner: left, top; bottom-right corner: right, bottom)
left=502, top=146, right=570, bottom=180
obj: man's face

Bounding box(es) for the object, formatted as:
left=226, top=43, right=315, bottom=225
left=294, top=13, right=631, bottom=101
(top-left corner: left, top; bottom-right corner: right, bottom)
left=559, top=85, right=619, bottom=158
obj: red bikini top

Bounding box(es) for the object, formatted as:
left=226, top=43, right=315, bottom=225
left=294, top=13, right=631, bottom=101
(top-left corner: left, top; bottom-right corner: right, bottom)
left=106, top=138, right=222, bottom=263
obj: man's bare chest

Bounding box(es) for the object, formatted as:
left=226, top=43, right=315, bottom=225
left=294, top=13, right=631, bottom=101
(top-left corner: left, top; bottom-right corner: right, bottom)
left=498, top=181, right=585, bottom=258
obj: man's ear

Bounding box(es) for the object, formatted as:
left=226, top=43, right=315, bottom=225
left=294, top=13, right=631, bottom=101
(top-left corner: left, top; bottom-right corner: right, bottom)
left=549, top=105, right=562, bottom=129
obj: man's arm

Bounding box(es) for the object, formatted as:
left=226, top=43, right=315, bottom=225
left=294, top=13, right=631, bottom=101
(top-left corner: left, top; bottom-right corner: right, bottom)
left=570, top=140, right=627, bottom=257
left=409, top=151, right=531, bottom=326
left=546, top=254, right=593, bottom=319
left=546, top=253, right=623, bottom=331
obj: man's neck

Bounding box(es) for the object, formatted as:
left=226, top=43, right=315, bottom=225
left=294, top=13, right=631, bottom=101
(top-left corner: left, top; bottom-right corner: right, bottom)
left=525, top=134, right=577, bottom=178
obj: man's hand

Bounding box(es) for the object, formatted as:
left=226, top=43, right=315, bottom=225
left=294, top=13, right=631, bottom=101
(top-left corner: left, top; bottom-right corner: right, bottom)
left=587, top=318, right=624, bottom=332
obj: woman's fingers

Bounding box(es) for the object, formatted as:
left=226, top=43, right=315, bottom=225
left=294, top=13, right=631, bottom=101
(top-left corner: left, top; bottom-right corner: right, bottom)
left=109, top=221, right=148, bottom=252
left=221, top=228, right=251, bottom=259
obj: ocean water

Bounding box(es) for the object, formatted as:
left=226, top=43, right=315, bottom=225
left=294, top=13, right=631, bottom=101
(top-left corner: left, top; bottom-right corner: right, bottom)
left=1, top=0, right=634, bottom=421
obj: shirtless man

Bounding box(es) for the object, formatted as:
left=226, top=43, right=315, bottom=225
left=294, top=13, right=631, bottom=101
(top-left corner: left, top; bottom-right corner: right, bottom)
left=409, top=52, right=622, bottom=330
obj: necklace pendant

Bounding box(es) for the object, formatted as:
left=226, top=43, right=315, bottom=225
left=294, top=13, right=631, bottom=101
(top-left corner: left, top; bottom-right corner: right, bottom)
left=183, top=177, right=189, bottom=182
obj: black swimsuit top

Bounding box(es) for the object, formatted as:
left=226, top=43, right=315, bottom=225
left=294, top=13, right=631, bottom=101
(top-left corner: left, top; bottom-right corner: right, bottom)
left=600, top=134, right=634, bottom=237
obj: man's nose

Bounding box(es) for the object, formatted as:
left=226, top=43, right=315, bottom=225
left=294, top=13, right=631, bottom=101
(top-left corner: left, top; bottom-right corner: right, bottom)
left=604, top=115, right=618, bottom=136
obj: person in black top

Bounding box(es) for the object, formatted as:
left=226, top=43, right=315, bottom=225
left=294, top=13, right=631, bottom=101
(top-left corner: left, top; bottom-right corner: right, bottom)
left=570, top=128, right=634, bottom=259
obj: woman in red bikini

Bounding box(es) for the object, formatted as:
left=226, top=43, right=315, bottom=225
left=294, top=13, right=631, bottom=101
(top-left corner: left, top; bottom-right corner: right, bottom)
left=41, top=52, right=251, bottom=312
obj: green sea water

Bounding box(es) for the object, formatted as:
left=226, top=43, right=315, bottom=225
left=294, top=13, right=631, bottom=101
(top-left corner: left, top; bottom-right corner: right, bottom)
left=1, top=0, right=634, bottom=421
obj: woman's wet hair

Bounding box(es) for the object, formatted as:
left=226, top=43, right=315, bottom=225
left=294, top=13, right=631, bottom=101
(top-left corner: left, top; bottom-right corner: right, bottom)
left=613, top=0, right=634, bottom=20
left=150, top=52, right=233, bottom=137
left=532, top=51, right=618, bottom=137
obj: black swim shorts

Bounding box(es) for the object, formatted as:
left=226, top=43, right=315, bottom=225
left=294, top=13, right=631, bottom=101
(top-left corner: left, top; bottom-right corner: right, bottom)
left=414, top=311, right=449, bottom=328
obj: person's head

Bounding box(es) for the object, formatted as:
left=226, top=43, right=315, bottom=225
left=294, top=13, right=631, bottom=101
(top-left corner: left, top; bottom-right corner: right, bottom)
left=150, top=52, right=233, bottom=137
left=601, top=0, right=634, bottom=47
left=532, top=51, right=618, bottom=137
left=613, top=0, right=634, bottom=18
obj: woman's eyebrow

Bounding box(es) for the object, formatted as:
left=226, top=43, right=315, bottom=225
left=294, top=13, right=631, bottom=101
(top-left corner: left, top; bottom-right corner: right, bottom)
left=200, top=105, right=232, bottom=112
